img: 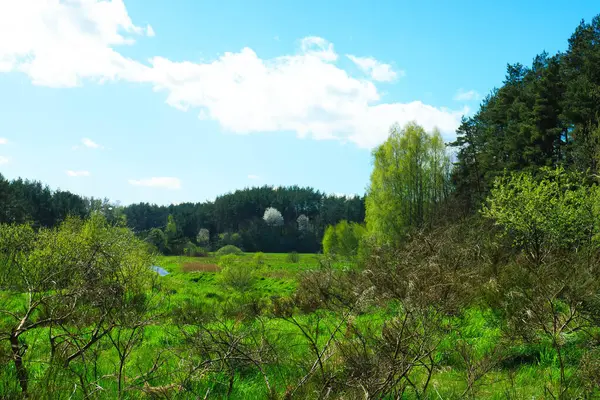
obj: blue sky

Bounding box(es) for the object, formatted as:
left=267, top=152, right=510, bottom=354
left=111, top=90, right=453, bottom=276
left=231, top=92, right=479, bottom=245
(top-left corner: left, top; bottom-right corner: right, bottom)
left=0, top=0, right=598, bottom=205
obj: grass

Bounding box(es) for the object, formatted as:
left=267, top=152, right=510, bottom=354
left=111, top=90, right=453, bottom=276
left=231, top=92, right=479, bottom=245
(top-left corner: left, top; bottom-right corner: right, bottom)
left=154, top=253, right=322, bottom=309
left=147, top=252, right=569, bottom=398
left=1, top=252, right=591, bottom=399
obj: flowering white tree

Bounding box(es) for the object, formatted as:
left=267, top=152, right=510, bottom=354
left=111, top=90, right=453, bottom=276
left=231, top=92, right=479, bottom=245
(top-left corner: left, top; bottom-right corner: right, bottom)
left=297, top=214, right=310, bottom=232
left=196, top=228, right=210, bottom=246
left=263, top=207, right=284, bottom=227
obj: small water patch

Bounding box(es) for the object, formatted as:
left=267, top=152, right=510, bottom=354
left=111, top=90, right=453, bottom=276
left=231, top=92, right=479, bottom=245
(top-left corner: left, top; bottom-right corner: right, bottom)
left=151, top=265, right=169, bottom=276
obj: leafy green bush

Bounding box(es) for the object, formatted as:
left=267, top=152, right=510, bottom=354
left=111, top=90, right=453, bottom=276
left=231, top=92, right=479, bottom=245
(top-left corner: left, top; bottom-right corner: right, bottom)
left=322, top=220, right=366, bottom=258
left=286, top=251, right=300, bottom=263
left=216, top=244, right=243, bottom=256
left=253, top=252, right=265, bottom=266
left=145, top=227, right=167, bottom=253
left=183, top=242, right=207, bottom=257
left=218, top=256, right=255, bottom=291
left=483, top=167, right=598, bottom=265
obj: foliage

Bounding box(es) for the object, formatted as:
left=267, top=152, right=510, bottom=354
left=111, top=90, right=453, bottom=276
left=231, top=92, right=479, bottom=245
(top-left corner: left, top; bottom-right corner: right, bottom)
left=0, top=176, right=365, bottom=254
left=366, top=122, right=451, bottom=243
left=451, top=16, right=600, bottom=211
left=216, top=244, right=243, bottom=256
left=322, top=220, right=366, bottom=258
left=218, top=231, right=243, bottom=249
left=286, top=251, right=300, bottom=263
left=146, top=227, right=167, bottom=253
left=183, top=241, right=207, bottom=257
left=0, top=215, right=154, bottom=396
left=253, top=251, right=265, bottom=266
left=217, top=256, right=256, bottom=291
left=483, top=168, right=600, bottom=397
left=482, top=167, right=597, bottom=265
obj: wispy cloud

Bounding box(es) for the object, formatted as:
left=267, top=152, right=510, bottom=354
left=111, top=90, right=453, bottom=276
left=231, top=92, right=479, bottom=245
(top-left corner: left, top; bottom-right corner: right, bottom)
left=347, top=55, right=402, bottom=82
left=82, top=138, right=102, bottom=149
left=128, top=177, right=181, bottom=190
left=146, top=24, right=155, bottom=37
left=72, top=138, right=103, bottom=150
left=0, top=156, right=9, bottom=165
left=454, top=89, right=480, bottom=102
left=0, top=138, right=7, bottom=145
left=248, top=174, right=260, bottom=180
left=66, top=170, right=90, bottom=177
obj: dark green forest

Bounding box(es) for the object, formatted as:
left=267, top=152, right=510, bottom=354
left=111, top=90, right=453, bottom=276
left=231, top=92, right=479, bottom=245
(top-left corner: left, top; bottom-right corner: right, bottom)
left=452, top=16, right=600, bottom=208
left=3, top=15, right=600, bottom=400
left=0, top=178, right=364, bottom=253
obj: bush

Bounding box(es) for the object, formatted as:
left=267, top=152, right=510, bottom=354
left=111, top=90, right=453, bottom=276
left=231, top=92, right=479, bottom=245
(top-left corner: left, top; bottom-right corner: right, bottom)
left=183, top=242, right=207, bottom=257
left=216, top=245, right=243, bottom=256
left=253, top=252, right=265, bottom=267
left=217, top=254, right=239, bottom=269
left=218, top=257, right=256, bottom=292
left=322, top=220, right=366, bottom=259
left=145, top=228, right=167, bottom=253
left=286, top=251, right=300, bottom=263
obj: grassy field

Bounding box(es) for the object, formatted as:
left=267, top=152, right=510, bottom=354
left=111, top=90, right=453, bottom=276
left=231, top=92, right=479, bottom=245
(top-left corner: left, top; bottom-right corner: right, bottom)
left=0, top=251, right=590, bottom=399
left=144, top=254, right=582, bottom=399
left=155, top=253, right=321, bottom=308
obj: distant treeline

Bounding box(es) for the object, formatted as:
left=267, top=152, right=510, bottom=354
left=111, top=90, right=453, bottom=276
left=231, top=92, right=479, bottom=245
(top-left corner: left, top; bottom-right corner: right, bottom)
left=0, top=175, right=364, bottom=253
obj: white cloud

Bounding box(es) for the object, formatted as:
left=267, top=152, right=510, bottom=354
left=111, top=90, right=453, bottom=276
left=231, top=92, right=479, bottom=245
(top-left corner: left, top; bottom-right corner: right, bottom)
left=0, top=138, right=7, bottom=144
left=66, top=170, right=90, bottom=177
left=0, top=1, right=467, bottom=149
left=128, top=177, right=181, bottom=190
left=146, top=24, right=155, bottom=37
left=347, top=55, right=401, bottom=82
left=0, top=0, right=152, bottom=87
left=248, top=174, right=260, bottom=180
left=81, top=138, right=103, bottom=149
left=147, top=41, right=466, bottom=148
left=0, top=156, right=9, bottom=165
left=454, top=89, right=480, bottom=102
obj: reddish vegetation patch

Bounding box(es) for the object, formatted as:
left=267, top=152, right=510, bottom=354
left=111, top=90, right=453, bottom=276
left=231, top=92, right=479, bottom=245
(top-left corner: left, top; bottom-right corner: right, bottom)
left=182, top=262, right=221, bottom=273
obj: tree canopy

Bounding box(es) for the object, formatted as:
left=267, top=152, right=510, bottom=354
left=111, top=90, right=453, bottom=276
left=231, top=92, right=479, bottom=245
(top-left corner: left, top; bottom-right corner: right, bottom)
left=451, top=16, right=600, bottom=211
left=365, top=122, right=451, bottom=243
left=0, top=174, right=364, bottom=254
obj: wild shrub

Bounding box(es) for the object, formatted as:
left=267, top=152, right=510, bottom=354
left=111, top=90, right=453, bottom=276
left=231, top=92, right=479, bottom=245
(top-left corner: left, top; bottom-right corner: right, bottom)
left=286, top=251, right=300, bottom=263
left=216, top=244, right=243, bottom=256
left=253, top=252, right=266, bottom=267
left=217, top=256, right=255, bottom=291
left=183, top=241, right=207, bottom=257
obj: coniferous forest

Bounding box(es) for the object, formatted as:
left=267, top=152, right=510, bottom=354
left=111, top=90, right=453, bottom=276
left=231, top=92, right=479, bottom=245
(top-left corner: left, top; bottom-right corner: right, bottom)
left=3, top=15, right=600, bottom=400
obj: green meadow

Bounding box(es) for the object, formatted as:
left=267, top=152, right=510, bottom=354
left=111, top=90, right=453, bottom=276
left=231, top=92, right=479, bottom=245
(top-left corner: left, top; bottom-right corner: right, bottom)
left=2, top=249, right=589, bottom=399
